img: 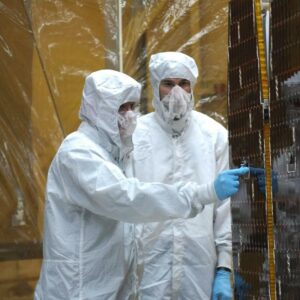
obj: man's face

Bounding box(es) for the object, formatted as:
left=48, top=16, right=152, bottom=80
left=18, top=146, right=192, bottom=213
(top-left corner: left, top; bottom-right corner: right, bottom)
left=118, top=101, right=135, bottom=114
left=159, top=78, right=191, bottom=99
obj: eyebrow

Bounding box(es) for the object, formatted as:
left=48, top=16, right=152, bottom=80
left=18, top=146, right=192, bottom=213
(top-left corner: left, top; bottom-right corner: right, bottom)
left=161, top=79, right=190, bottom=83
left=161, top=79, right=175, bottom=84
left=179, top=79, right=190, bottom=84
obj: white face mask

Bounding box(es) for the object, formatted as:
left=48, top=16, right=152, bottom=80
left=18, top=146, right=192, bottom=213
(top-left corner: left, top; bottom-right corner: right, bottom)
left=161, top=85, right=192, bottom=121
left=118, top=110, right=138, bottom=143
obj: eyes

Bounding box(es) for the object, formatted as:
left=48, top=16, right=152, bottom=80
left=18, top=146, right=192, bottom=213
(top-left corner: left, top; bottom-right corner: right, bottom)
left=119, top=102, right=140, bottom=114
left=160, top=79, right=191, bottom=90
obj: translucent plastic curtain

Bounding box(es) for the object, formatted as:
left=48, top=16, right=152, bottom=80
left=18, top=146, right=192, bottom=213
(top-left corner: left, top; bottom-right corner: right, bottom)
left=0, top=1, right=119, bottom=298
left=122, top=0, right=229, bottom=126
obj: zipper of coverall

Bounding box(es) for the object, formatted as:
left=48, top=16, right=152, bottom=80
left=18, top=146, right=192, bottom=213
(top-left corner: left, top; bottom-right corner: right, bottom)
left=171, top=135, right=185, bottom=298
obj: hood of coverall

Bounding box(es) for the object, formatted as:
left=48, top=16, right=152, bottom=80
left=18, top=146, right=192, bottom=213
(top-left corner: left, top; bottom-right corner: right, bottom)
left=149, top=52, right=199, bottom=135
left=79, top=69, right=141, bottom=159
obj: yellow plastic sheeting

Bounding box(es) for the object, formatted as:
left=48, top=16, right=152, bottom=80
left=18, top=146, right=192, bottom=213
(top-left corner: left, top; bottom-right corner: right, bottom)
left=0, top=0, right=118, bottom=298
left=0, top=1, right=48, bottom=298
left=123, top=0, right=228, bottom=126
left=0, top=259, right=42, bottom=300
left=30, top=0, right=114, bottom=134
left=0, top=0, right=229, bottom=299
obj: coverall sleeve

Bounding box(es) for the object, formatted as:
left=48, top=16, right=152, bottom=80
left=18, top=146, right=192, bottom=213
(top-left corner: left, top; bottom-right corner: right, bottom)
left=57, top=146, right=218, bottom=223
left=214, top=130, right=233, bottom=270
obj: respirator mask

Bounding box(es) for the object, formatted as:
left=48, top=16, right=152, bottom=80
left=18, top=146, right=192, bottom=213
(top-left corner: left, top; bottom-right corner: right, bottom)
left=159, top=85, right=193, bottom=135
left=118, top=110, right=139, bottom=160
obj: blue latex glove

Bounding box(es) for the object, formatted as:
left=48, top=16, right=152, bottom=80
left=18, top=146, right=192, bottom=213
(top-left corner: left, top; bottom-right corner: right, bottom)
left=214, top=167, right=249, bottom=200
left=234, top=271, right=250, bottom=300
left=212, top=269, right=232, bottom=300
left=249, top=167, right=278, bottom=196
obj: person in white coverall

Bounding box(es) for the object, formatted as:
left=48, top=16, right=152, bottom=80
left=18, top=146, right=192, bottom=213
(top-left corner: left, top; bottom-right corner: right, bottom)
left=34, top=69, right=247, bottom=300
left=130, top=52, right=242, bottom=299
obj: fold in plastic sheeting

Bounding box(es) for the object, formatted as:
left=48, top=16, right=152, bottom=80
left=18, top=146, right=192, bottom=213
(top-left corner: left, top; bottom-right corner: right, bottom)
left=0, top=1, right=228, bottom=298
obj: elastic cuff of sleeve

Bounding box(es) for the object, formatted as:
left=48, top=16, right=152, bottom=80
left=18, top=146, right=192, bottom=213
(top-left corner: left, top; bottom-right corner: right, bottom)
left=211, top=181, right=221, bottom=202
left=206, top=181, right=219, bottom=204
left=217, top=251, right=232, bottom=270
left=217, top=267, right=232, bottom=273
left=196, top=182, right=219, bottom=206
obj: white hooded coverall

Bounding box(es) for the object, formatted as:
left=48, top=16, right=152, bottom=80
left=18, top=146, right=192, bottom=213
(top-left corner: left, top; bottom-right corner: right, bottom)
left=34, top=69, right=219, bottom=300
left=130, top=53, right=232, bottom=299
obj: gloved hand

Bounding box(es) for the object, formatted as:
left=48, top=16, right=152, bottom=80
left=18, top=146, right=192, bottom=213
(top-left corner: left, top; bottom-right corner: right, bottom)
left=234, top=271, right=250, bottom=300
left=212, top=269, right=232, bottom=300
left=214, top=167, right=249, bottom=200
left=249, top=167, right=278, bottom=196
